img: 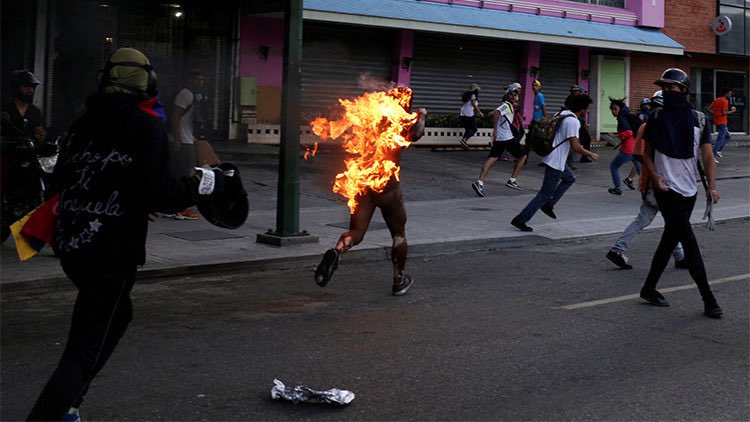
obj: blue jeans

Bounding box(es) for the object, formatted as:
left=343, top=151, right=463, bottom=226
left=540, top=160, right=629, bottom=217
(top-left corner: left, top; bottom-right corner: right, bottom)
left=517, top=164, right=575, bottom=223
left=713, top=124, right=730, bottom=153
left=612, top=189, right=684, bottom=260
left=610, top=151, right=641, bottom=189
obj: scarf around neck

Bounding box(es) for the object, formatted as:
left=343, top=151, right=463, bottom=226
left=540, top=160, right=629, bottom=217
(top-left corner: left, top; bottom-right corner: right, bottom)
left=650, top=90, right=697, bottom=159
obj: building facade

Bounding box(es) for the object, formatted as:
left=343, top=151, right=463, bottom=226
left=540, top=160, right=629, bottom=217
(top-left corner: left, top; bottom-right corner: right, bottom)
left=3, top=0, right=748, bottom=141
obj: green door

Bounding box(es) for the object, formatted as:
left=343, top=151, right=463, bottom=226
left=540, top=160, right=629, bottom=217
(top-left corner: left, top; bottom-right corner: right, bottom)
left=600, top=58, right=627, bottom=133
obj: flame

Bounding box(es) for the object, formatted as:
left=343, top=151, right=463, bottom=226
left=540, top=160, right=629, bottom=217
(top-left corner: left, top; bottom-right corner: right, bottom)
left=303, top=142, right=318, bottom=160
left=310, top=87, right=417, bottom=213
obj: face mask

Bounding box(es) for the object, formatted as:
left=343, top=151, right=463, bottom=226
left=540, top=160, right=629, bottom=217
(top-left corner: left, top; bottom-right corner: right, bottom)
left=17, top=92, right=34, bottom=103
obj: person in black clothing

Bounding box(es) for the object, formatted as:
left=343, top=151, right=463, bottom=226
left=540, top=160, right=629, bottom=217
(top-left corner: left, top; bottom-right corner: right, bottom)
left=1, top=70, right=47, bottom=190
left=638, top=68, right=722, bottom=319
left=26, top=48, right=226, bottom=421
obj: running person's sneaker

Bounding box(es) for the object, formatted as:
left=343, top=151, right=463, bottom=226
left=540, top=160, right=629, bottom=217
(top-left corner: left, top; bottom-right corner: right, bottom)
left=392, top=274, right=414, bottom=296
left=606, top=249, right=633, bottom=269
left=174, top=208, right=200, bottom=220
left=314, top=248, right=340, bottom=287
left=608, top=187, right=623, bottom=196
left=540, top=203, right=556, bottom=219
left=623, top=178, right=635, bottom=190
left=704, top=300, right=723, bottom=318
left=639, top=288, right=669, bottom=306
left=459, top=138, right=470, bottom=150
left=471, top=182, right=485, bottom=197
left=505, top=179, right=521, bottom=190
left=510, top=216, right=533, bottom=232
left=62, top=408, right=81, bottom=422
left=715, top=151, right=723, bottom=158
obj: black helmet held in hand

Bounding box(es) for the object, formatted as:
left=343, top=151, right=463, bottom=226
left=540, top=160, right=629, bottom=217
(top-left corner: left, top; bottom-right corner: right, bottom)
left=654, top=68, right=689, bottom=91
left=196, top=162, right=248, bottom=229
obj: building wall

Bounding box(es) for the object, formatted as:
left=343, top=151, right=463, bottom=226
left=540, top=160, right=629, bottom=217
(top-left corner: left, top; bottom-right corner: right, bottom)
left=661, top=0, right=716, bottom=54
left=630, top=52, right=749, bottom=106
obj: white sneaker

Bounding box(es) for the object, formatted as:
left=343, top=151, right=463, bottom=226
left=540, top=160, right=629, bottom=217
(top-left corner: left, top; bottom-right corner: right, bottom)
left=471, top=182, right=485, bottom=197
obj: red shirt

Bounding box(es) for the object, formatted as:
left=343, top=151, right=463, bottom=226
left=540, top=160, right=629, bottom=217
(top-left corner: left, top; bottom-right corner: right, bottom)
left=711, top=97, right=729, bottom=125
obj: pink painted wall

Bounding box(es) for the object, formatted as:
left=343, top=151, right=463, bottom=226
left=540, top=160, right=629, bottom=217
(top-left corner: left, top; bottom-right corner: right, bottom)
left=626, top=0, right=664, bottom=28
left=421, top=0, right=640, bottom=26
left=577, top=46, right=590, bottom=93
left=391, top=30, right=414, bottom=86
left=241, top=15, right=284, bottom=86
left=521, top=42, right=541, bottom=126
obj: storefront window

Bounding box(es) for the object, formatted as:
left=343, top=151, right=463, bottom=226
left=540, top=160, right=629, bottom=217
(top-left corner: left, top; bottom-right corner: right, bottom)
left=567, top=0, right=625, bottom=8
left=718, top=0, right=750, bottom=55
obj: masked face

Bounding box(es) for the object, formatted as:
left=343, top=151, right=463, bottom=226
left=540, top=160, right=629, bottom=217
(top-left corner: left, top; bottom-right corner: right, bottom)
left=17, top=84, right=36, bottom=103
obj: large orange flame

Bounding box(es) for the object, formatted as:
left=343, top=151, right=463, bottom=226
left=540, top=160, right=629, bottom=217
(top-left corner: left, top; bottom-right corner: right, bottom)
left=310, top=87, right=417, bottom=213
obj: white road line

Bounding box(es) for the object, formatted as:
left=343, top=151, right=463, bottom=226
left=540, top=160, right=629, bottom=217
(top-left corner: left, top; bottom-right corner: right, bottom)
left=554, top=274, right=750, bottom=310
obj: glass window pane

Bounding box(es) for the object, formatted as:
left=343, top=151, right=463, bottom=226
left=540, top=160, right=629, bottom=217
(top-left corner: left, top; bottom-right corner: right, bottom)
left=718, top=6, right=745, bottom=55
left=719, top=0, right=744, bottom=6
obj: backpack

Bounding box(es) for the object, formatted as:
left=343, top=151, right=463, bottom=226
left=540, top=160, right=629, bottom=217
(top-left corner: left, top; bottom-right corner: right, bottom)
left=527, top=114, right=576, bottom=156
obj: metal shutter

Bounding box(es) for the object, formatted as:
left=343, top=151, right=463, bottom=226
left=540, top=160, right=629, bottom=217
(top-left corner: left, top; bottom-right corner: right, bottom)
left=539, top=45, right=578, bottom=112
left=301, top=23, right=393, bottom=117
left=410, top=33, right=521, bottom=115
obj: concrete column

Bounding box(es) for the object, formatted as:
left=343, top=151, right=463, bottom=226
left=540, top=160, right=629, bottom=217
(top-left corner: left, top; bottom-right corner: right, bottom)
left=577, top=46, right=590, bottom=93
left=520, top=42, right=541, bottom=127
left=391, top=29, right=414, bottom=86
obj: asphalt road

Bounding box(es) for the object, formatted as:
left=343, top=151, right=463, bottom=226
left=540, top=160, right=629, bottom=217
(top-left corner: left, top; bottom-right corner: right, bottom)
left=2, top=218, right=748, bottom=420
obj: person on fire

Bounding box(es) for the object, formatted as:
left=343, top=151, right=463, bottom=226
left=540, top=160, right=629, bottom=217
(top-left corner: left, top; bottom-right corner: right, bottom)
left=312, top=90, right=427, bottom=296
left=26, top=47, right=237, bottom=421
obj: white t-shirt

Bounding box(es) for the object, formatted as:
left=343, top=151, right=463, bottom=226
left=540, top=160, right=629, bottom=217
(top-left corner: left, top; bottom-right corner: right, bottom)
left=494, top=101, right=514, bottom=142
left=460, top=94, right=477, bottom=117
left=173, top=88, right=195, bottom=145
left=543, top=110, right=580, bottom=171
left=654, top=126, right=702, bottom=197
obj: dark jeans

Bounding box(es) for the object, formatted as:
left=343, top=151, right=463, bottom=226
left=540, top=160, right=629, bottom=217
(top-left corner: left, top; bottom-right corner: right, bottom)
left=460, top=115, right=478, bottom=141
left=642, top=190, right=715, bottom=302
left=28, top=263, right=137, bottom=421
left=516, top=164, right=575, bottom=223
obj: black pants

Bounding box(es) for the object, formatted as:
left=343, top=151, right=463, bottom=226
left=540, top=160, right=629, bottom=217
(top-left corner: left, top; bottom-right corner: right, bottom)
left=460, top=115, right=477, bottom=141
left=27, top=263, right=136, bottom=421
left=642, top=190, right=715, bottom=302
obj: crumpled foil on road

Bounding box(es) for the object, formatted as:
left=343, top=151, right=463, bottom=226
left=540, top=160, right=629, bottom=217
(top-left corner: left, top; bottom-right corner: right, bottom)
left=271, top=379, right=355, bottom=405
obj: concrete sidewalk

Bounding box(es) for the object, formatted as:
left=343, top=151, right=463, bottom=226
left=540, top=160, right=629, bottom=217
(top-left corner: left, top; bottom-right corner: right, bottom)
left=2, top=139, right=748, bottom=287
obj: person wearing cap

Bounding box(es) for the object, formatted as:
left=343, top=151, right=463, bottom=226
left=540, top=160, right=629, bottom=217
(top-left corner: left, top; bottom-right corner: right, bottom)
left=471, top=83, right=529, bottom=196
left=606, top=90, right=687, bottom=270
left=459, top=83, right=484, bottom=150
left=637, top=67, right=722, bottom=319
left=531, top=80, right=546, bottom=128
left=1, top=70, right=46, bottom=145
left=1, top=70, right=48, bottom=204
left=26, top=48, right=229, bottom=421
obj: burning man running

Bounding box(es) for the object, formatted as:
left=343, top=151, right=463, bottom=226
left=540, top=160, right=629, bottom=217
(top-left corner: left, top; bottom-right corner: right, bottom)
left=312, top=98, right=426, bottom=296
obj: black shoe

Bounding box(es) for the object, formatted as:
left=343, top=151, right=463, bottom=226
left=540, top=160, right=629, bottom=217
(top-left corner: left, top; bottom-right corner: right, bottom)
left=314, top=249, right=339, bottom=287
left=623, top=178, right=635, bottom=190
left=704, top=301, right=723, bottom=318
left=540, top=203, right=556, bottom=219
left=640, top=288, right=669, bottom=307
left=674, top=258, right=689, bottom=269
left=471, top=182, right=485, bottom=197
left=606, top=249, right=633, bottom=269
left=459, top=138, right=470, bottom=150
left=511, top=216, right=533, bottom=232
left=608, top=187, right=623, bottom=196
left=392, top=274, right=413, bottom=296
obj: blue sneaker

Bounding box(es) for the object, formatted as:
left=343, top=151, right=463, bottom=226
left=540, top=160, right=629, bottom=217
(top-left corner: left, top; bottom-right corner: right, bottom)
left=62, top=408, right=81, bottom=422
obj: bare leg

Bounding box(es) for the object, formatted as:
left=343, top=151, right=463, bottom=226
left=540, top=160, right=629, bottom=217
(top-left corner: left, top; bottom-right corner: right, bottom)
left=335, top=193, right=376, bottom=254
left=376, top=188, right=408, bottom=283
left=478, top=157, right=499, bottom=181
left=511, top=155, right=527, bottom=179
